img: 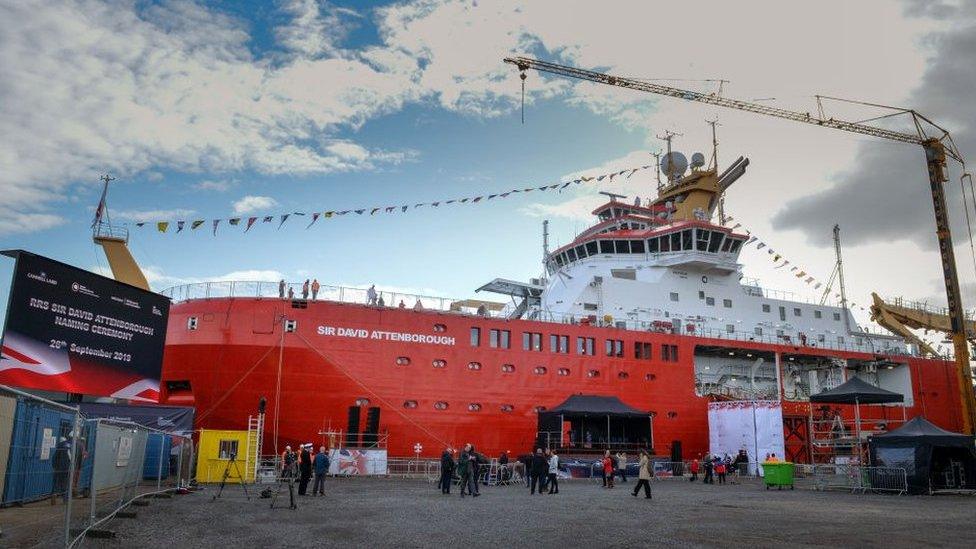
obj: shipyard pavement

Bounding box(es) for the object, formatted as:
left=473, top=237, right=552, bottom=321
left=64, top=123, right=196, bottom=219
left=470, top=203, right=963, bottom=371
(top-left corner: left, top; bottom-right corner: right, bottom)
left=77, top=477, right=976, bottom=548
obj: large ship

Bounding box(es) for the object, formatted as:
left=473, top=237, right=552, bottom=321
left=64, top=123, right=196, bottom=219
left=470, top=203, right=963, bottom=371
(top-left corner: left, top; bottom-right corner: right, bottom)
left=154, top=148, right=966, bottom=461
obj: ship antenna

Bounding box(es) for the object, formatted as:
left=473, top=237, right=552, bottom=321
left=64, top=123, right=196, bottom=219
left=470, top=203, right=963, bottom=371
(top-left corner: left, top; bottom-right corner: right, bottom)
left=542, top=219, right=550, bottom=272
left=651, top=151, right=662, bottom=193
left=707, top=118, right=727, bottom=224
left=92, top=173, right=114, bottom=231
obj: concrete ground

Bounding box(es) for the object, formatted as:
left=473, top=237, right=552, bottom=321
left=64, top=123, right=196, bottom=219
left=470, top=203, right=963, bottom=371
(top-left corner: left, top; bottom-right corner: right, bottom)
left=63, top=477, right=976, bottom=548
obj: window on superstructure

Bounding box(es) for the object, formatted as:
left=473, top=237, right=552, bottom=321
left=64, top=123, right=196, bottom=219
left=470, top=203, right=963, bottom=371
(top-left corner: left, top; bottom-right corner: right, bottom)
left=470, top=327, right=480, bottom=347
left=793, top=308, right=802, bottom=317
left=671, top=345, right=679, bottom=362
left=838, top=336, right=845, bottom=345
left=776, top=329, right=785, bottom=337
left=817, top=334, right=825, bottom=343
left=618, top=371, right=630, bottom=380
left=729, top=240, right=743, bottom=254
left=576, top=337, right=585, bottom=355
left=635, top=342, right=652, bottom=360
left=489, top=329, right=499, bottom=348
left=501, top=330, right=511, bottom=348
left=614, top=340, right=624, bottom=357
left=833, top=312, right=841, bottom=321
left=567, top=248, right=578, bottom=262
left=726, top=324, right=735, bottom=333
left=586, top=337, right=595, bottom=355
left=218, top=440, right=238, bottom=460
left=630, top=240, right=645, bottom=253
left=648, top=238, right=659, bottom=253
left=434, top=401, right=449, bottom=410
left=614, top=240, right=630, bottom=254
left=723, top=299, right=732, bottom=308
left=721, top=239, right=733, bottom=253
left=605, top=339, right=614, bottom=357
left=575, top=245, right=587, bottom=259
left=696, top=230, right=710, bottom=251
left=586, top=241, right=598, bottom=255
left=523, top=332, right=531, bottom=351
left=670, top=292, right=679, bottom=302
left=670, top=232, right=681, bottom=251
left=661, top=345, right=670, bottom=361
left=550, top=334, right=558, bottom=352
left=681, top=230, right=693, bottom=250
left=403, top=400, right=417, bottom=409
left=705, top=297, right=715, bottom=306
left=762, top=304, right=771, bottom=313
left=814, top=310, right=822, bottom=319
left=587, top=370, right=600, bottom=378
left=755, top=327, right=763, bottom=336
left=708, top=232, right=723, bottom=253
left=559, top=335, right=569, bottom=354
left=583, top=303, right=598, bottom=311
left=500, top=404, right=514, bottom=413
left=779, top=306, right=786, bottom=321
left=599, top=240, right=613, bottom=254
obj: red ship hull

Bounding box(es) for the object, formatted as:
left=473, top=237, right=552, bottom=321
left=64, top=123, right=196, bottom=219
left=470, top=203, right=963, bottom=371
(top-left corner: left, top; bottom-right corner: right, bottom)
left=159, top=298, right=965, bottom=459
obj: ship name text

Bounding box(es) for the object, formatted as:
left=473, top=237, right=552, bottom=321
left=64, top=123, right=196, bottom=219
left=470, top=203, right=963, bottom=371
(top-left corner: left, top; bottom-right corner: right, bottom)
left=317, top=325, right=455, bottom=346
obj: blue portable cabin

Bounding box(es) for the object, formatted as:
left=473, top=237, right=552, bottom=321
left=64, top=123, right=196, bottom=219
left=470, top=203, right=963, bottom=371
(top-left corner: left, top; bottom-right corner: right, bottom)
left=1, top=396, right=93, bottom=505
left=143, top=432, right=172, bottom=480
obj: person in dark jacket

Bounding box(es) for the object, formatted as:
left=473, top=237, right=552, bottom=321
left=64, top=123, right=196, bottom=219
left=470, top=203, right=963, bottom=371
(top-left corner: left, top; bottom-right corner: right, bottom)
left=703, top=454, right=714, bottom=485
left=440, top=447, right=455, bottom=494
left=298, top=444, right=313, bottom=495
left=466, top=444, right=480, bottom=497
left=312, top=446, right=330, bottom=496
left=51, top=437, right=72, bottom=504
left=529, top=448, right=548, bottom=495
left=458, top=445, right=471, bottom=497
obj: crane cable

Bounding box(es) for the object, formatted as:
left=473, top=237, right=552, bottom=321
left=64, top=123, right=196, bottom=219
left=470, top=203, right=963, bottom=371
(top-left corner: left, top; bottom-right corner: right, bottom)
left=962, top=172, right=976, bottom=282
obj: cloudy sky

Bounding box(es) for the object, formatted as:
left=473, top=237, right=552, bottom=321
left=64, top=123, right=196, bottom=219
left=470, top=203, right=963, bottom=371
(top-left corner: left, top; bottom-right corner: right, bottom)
left=0, top=0, right=974, bottom=331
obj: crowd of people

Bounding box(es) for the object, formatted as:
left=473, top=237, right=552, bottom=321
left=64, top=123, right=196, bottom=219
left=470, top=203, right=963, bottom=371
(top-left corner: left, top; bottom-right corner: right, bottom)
left=688, top=450, right=751, bottom=485
left=280, top=444, right=331, bottom=496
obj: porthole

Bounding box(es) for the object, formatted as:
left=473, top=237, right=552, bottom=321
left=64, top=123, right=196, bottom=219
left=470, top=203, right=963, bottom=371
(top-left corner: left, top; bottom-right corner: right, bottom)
left=355, top=398, right=370, bottom=406
left=403, top=400, right=418, bottom=409
left=667, top=411, right=678, bottom=419
left=434, top=401, right=449, bottom=410
left=396, top=356, right=411, bottom=365
left=501, top=364, right=515, bottom=373
left=533, top=366, right=547, bottom=375
left=500, top=404, right=514, bottom=413
left=432, top=359, right=447, bottom=368
left=468, top=403, right=482, bottom=412
left=587, top=369, right=600, bottom=378
left=468, top=362, right=482, bottom=371
left=618, top=372, right=629, bottom=380
left=533, top=406, right=547, bottom=413
left=557, top=368, right=570, bottom=376
left=434, top=323, right=447, bottom=333
left=645, top=373, right=657, bottom=381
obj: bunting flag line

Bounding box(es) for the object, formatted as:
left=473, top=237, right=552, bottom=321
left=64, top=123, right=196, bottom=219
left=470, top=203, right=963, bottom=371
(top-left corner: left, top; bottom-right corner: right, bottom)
left=130, top=164, right=655, bottom=236
left=722, top=216, right=871, bottom=312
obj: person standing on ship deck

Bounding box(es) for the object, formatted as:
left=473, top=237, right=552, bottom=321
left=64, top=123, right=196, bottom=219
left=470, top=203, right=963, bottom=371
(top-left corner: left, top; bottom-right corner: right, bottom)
left=287, top=286, right=294, bottom=300
left=413, top=299, right=424, bottom=311
left=377, top=294, right=385, bottom=307
left=278, top=279, right=286, bottom=299
left=367, top=284, right=378, bottom=305
left=398, top=299, right=406, bottom=308
left=311, top=279, right=320, bottom=300
left=440, top=447, right=455, bottom=494
left=302, top=279, right=309, bottom=299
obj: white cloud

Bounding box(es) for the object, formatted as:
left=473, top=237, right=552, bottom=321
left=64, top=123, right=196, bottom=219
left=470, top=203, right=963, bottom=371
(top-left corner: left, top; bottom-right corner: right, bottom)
left=113, top=208, right=196, bottom=222
left=0, top=210, right=65, bottom=235
left=194, top=179, right=233, bottom=192
left=232, top=195, right=279, bottom=215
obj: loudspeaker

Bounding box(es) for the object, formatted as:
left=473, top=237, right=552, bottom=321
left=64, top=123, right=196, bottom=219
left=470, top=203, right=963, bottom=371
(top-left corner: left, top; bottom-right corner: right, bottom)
left=363, top=407, right=380, bottom=447
left=346, top=406, right=360, bottom=447
left=670, top=440, right=682, bottom=462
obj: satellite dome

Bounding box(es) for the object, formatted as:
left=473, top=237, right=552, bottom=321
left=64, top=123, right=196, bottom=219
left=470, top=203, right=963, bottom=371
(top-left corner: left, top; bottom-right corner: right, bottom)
left=661, top=151, right=688, bottom=180
left=691, top=152, right=706, bottom=168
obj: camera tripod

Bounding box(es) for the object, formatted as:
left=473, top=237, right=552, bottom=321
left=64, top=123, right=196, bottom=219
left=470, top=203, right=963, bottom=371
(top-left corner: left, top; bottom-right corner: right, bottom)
left=270, top=463, right=297, bottom=510
left=212, top=452, right=250, bottom=501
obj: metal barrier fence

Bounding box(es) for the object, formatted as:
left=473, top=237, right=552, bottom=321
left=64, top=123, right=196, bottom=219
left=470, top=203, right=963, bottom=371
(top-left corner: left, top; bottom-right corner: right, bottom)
left=812, top=464, right=908, bottom=494
left=0, top=386, right=194, bottom=548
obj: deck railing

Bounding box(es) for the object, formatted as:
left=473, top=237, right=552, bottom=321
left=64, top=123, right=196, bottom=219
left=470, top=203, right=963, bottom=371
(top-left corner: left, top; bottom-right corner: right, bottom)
left=158, top=281, right=928, bottom=358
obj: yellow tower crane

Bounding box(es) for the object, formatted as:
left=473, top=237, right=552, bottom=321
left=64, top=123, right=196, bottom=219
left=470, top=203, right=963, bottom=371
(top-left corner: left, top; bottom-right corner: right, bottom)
left=504, top=56, right=976, bottom=434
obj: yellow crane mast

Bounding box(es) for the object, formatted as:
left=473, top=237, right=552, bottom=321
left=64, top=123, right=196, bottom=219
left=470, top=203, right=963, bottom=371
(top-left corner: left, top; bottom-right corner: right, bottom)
left=505, top=56, right=976, bottom=433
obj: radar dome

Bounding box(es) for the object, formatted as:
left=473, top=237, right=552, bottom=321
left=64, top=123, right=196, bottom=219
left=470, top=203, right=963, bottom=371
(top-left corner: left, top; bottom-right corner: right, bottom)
left=690, top=152, right=706, bottom=169
left=661, top=151, right=688, bottom=180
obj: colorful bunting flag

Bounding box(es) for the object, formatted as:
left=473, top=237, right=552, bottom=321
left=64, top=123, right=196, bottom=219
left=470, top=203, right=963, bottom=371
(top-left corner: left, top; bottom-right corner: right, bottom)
left=136, top=222, right=146, bottom=227
left=192, top=220, right=205, bottom=230
left=263, top=216, right=273, bottom=223
left=229, top=218, right=240, bottom=226
left=246, top=217, right=257, bottom=232
left=278, top=214, right=290, bottom=228
left=212, top=219, right=220, bottom=235
left=177, top=221, right=185, bottom=233
left=306, top=213, right=320, bottom=228
left=157, top=222, right=168, bottom=233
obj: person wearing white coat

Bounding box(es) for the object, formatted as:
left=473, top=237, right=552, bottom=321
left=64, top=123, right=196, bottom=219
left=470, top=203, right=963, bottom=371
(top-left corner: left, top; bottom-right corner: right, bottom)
left=632, top=450, right=652, bottom=499
left=547, top=450, right=560, bottom=494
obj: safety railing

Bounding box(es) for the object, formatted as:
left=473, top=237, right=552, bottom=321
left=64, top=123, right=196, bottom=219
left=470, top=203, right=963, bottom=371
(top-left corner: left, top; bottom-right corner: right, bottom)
left=811, top=464, right=907, bottom=494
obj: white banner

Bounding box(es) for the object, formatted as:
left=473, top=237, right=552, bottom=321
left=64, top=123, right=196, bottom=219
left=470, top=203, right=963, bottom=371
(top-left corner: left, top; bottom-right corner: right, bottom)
left=708, top=400, right=785, bottom=475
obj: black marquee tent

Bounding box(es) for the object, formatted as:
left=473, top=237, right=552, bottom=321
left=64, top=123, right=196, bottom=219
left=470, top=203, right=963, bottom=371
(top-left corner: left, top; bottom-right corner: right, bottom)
left=869, top=416, right=976, bottom=494
left=809, top=376, right=904, bottom=405
left=537, top=395, right=652, bottom=451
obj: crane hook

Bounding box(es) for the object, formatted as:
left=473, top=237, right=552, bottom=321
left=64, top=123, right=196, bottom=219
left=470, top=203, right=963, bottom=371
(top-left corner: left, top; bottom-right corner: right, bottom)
left=520, top=70, right=527, bottom=125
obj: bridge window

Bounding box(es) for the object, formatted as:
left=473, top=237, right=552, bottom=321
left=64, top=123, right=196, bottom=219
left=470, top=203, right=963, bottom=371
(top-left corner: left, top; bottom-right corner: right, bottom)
left=729, top=240, right=743, bottom=254
left=614, top=240, right=630, bottom=254
left=567, top=248, right=578, bottom=262
left=696, top=230, right=710, bottom=251
left=648, top=238, right=659, bottom=253
left=586, top=241, right=598, bottom=255
left=576, top=337, right=595, bottom=355
left=670, top=232, right=681, bottom=251
left=630, top=240, right=645, bottom=253
left=661, top=344, right=679, bottom=362
left=489, top=329, right=510, bottom=348
left=708, top=231, right=723, bottom=253
left=681, top=230, right=693, bottom=250
left=575, top=245, right=586, bottom=259
left=599, top=240, right=613, bottom=254
left=721, top=238, right=733, bottom=252
left=523, top=332, right=543, bottom=351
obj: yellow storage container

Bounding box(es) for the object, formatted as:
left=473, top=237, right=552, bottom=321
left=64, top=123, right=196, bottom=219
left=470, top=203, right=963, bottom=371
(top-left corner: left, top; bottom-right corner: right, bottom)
left=195, top=429, right=255, bottom=483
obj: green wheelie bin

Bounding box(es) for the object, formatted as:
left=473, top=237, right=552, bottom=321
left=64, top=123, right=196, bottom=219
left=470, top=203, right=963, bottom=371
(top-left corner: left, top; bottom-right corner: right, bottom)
left=763, top=462, right=795, bottom=490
